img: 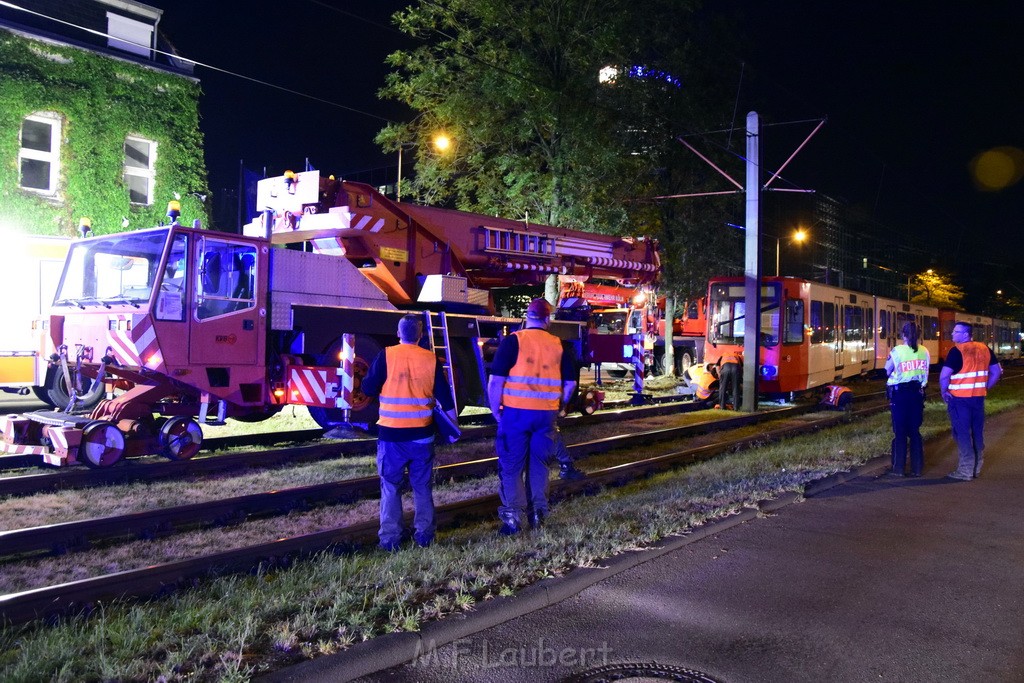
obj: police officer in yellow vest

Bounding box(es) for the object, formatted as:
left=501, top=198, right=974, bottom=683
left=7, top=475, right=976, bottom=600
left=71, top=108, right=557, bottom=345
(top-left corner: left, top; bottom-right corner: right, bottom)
left=488, top=298, right=578, bottom=534
left=362, top=314, right=458, bottom=550
left=884, top=321, right=930, bottom=477
left=939, top=321, right=1002, bottom=480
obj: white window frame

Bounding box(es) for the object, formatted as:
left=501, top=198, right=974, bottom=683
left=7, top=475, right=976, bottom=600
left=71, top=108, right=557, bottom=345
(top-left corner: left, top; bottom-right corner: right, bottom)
left=18, top=113, right=62, bottom=195
left=106, top=12, right=154, bottom=58
left=124, top=136, right=157, bottom=206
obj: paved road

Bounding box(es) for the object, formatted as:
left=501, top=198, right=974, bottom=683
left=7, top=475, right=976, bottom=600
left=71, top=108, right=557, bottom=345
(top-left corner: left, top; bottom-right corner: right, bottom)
left=271, top=409, right=1024, bottom=683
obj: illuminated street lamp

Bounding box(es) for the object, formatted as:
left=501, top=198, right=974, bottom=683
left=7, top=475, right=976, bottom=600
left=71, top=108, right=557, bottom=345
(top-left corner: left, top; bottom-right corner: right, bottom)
left=775, top=228, right=809, bottom=276
left=397, top=133, right=452, bottom=202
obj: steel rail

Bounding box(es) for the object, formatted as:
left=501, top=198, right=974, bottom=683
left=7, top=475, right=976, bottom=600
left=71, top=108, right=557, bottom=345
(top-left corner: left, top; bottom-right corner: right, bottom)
left=0, top=402, right=889, bottom=625
left=0, top=403, right=820, bottom=557
left=0, top=397, right=710, bottom=498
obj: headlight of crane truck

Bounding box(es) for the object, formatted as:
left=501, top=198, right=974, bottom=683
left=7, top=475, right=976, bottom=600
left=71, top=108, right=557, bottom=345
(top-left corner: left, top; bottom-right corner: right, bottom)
left=0, top=171, right=661, bottom=467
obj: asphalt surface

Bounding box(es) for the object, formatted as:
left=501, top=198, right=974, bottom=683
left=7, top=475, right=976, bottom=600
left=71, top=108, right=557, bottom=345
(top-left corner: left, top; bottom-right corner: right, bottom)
left=265, top=409, right=1024, bottom=683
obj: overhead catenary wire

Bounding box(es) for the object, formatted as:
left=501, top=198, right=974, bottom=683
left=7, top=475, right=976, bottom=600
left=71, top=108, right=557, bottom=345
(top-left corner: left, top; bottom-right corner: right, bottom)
left=0, top=0, right=394, bottom=123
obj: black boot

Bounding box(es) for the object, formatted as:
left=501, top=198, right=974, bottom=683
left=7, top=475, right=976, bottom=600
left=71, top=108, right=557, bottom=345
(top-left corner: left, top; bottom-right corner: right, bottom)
left=529, top=509, right=546, bottom=529
left=559, top=462, right=586, bottom=480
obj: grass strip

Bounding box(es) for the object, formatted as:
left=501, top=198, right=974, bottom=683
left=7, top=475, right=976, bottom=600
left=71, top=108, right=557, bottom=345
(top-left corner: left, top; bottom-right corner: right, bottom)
left=1, top=385, right=1021, bottom=682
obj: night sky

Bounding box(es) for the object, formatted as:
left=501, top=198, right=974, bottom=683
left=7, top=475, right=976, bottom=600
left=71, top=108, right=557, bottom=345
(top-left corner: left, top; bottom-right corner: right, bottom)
left=146, top=1, right=1023, bottom=290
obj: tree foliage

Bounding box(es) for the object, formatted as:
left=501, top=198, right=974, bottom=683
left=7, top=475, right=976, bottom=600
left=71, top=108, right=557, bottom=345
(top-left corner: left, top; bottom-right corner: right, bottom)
left=910, top=270, right=966, bottom=309
left=0, top=30, right=207, bottom=237
left=377, top=0, right=743, bottom=300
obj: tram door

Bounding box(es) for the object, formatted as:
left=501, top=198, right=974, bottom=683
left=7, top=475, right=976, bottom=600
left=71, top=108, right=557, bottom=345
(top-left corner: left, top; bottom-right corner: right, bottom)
left=833, top=297, right=844, bottom=371
left=884, top=305, right=899, bottom=360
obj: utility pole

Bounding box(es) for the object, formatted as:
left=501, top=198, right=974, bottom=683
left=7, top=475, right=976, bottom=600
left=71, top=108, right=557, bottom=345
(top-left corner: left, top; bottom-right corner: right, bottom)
left=742, top=112, right=760, bottom=413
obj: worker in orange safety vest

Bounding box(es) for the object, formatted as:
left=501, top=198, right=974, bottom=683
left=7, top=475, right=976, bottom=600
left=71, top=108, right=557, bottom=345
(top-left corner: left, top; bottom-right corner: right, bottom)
left=361, top=314, right=459, bottom=551
left=939, top=321, right=1001, bottom=480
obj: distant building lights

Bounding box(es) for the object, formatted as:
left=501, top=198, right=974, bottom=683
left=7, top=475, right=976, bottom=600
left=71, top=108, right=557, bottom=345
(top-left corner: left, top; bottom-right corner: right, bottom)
left=599, top=65, right=682, bottom=88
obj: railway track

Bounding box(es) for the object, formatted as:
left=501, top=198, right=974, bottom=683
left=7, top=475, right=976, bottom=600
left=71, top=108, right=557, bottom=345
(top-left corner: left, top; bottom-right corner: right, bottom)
left=0, top=398, right=889, bottom=626
left=0, top=396, right=712, bottom=498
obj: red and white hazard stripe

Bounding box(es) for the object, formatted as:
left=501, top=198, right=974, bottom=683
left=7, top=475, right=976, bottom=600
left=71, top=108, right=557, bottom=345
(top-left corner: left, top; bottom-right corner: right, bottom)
left=105, top=314, right=164, bottom=372
left=287, top=366, right=352, bottom=409
left=349, top=212, right=386, bottom=233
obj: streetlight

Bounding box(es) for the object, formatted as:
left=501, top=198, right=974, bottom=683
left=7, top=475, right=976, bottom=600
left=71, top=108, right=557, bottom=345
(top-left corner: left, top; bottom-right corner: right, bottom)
left=397, top=133, right=452, bottom=202
left=775, top=228, right=808, bottom=276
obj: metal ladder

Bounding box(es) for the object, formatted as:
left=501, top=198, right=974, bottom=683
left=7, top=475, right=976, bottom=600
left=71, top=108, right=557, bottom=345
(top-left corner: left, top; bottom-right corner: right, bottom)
left=423, top=310, right=458, bottom=413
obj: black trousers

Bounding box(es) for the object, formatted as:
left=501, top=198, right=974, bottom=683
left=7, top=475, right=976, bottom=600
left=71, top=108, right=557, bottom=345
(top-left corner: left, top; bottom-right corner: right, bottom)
left=889, top=382, right=924, bottom=474
left=719, top=362, right=741, bottom=409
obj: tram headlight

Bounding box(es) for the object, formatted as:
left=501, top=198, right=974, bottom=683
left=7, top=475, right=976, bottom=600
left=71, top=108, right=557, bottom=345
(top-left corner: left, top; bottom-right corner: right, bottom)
left=759, top=364, right=778, bottom=379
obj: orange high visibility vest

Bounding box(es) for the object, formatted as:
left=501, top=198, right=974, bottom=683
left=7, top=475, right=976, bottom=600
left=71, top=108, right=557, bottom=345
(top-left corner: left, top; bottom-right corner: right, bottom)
left=502, top=329, right=563, bottom=410
left=948, top=341, right=991, bottom=398
left=721, top=350, right=742, bottom=366
left=377, top=344, right=437, bottom=429
left=689, top=364, right=717, bottom=400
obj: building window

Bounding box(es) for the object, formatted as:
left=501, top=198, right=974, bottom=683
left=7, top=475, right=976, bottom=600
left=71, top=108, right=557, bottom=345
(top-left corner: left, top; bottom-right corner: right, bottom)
left=107, top=12, right=154, bottom=58
left=19, top=113, right=61, bottom=194
left=124, top=136, right=157, bottom=205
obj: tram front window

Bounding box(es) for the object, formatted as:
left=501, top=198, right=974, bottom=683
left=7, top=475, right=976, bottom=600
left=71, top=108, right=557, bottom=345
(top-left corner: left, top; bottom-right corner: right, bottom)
left=54, top=228, right=171, bottom=307
left=708, top=283, right=781, bottom=347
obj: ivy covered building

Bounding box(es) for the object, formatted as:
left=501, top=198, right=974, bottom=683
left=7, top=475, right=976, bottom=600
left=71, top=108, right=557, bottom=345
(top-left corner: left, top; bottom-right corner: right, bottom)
left=0, top=0, right=207, bottom=237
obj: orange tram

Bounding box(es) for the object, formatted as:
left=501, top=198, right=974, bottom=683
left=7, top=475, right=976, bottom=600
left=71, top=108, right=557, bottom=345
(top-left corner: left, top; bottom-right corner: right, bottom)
left=704, top=276, right=1021, bottom=396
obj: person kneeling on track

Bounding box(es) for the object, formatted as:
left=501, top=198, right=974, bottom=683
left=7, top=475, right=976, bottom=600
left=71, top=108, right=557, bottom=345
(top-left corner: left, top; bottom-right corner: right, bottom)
left=683, top=362, right=719, bottom=407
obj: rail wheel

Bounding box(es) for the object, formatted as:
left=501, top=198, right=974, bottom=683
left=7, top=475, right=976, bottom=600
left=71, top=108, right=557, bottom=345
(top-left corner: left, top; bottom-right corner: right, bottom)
left=308, top=334, right=380, bottom=430
left=160, top=416, right=203, bottom=461
left=79, top=421, right=125, bottom=468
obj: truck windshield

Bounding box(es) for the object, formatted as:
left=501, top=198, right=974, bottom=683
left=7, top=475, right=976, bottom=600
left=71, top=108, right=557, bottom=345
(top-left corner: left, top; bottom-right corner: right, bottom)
left=708, top=282, right=781, bottom=347
left=54, top=228, right=171, bottom=307
left=592, top=310, right=629, bottom=334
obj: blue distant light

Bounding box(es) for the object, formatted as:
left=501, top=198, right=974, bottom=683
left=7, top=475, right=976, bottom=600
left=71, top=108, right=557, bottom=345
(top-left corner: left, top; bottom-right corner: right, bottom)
left=627, top=65, right=682, bottom=88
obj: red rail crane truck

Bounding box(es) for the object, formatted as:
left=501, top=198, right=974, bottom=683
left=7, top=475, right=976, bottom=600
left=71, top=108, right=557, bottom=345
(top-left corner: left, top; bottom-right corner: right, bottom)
left=0, top=171, right=660, bottom=467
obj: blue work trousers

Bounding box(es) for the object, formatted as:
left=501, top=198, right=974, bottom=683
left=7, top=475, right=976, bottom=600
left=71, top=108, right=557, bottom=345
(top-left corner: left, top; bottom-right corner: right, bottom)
left=889, top=382, right=924, bottom=474
left=496, top=407, right=558, bottom=526
left=947, top=396, right=987, bottom=478
left=377, top=438, right=435, bottom=547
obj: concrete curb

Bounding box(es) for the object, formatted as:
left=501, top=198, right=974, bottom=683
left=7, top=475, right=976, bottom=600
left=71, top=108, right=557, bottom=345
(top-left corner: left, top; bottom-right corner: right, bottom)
left=263, top=430, right=954, bottom=682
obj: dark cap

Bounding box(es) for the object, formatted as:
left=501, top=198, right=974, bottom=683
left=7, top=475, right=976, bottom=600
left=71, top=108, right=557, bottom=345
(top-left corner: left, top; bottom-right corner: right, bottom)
left=525, top=297, right=552, bottom=319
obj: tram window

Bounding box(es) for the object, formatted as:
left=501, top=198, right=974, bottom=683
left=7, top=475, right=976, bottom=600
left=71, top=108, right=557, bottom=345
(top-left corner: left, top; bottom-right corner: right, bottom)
left=810, top=300, right=823, bottom=344
left=866, top=308, right=874, bottom=340
left=823, top=302, right=836, bottom=343
left=879, top=310, right=888, bottom=339
left=784, top=299, right=804, bottom=343
left=845, top=305, right=862, bottom=342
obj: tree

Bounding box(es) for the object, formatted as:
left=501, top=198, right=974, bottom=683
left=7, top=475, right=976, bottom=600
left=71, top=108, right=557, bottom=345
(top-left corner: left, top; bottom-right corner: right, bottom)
left=377, top=1, right=735, bottom=238
left=910, top=270, right=966, bottom=309
left=378, top=0, right=745, bottom=355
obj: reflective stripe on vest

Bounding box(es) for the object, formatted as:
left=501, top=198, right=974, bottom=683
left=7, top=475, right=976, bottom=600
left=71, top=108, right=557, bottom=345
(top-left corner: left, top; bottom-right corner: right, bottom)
left=503, top=328, right=563, bottom=410
left=824, top=385, right=852, bottom=406
left=887, top=344, right=929, bottom=386
left=949, top=341, right=990, bottom=398
left=378, top=344, right=437, bottom=429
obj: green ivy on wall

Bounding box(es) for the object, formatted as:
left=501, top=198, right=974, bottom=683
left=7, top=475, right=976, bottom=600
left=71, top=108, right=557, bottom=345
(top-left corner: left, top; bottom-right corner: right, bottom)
left=0, top=29, right=208, bottom=237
